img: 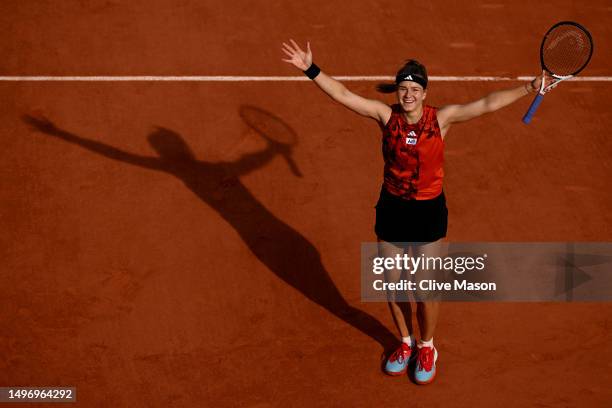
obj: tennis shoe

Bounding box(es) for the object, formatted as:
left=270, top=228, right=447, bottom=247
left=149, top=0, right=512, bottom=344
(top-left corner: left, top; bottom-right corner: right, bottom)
left=414, top=345, right=438, bottom=385
left=385, top=342, right=415, bottom=376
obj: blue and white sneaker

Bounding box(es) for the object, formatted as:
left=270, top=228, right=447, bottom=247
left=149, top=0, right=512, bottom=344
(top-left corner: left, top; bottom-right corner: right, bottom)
left=385, top=342, right=415, bottom=376
left=414, top=345, right=438, bottom=384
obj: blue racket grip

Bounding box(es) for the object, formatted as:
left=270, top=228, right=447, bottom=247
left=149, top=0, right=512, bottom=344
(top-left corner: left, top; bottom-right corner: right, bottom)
left=522, top=93, right=544, bottom=124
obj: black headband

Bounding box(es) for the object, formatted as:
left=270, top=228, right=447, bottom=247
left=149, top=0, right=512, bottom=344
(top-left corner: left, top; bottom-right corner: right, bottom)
left=395, top=73, right=427, bottom=89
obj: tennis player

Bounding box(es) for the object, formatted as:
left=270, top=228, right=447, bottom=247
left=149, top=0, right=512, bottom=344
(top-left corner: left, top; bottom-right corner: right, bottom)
left=281, top=39, right=542, bottom=384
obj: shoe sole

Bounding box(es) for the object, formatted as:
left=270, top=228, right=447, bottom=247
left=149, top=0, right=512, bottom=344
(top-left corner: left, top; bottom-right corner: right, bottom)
left=414, top=368, right=437, bottom=385
left=385, top=366, right=408, bottom=376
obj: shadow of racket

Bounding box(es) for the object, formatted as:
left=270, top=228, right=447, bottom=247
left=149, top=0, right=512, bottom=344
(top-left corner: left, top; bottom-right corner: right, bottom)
left=239, top=105, right=302, bottom=177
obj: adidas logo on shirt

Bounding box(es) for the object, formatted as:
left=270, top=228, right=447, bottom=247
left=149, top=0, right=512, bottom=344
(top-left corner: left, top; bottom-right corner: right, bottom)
left=406, top=130, right=417, bottom=145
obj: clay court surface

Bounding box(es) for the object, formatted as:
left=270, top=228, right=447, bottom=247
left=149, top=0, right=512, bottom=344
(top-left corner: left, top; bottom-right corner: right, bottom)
left=1, top=1, right=611, bottom=407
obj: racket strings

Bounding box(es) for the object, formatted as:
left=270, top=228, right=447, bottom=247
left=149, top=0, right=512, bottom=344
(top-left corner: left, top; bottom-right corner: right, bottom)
left=542, top=25, right=592, bottom=76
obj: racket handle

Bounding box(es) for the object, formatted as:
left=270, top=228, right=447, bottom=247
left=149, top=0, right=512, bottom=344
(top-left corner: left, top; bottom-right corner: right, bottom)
left=522, top=93, right=544, bottom=124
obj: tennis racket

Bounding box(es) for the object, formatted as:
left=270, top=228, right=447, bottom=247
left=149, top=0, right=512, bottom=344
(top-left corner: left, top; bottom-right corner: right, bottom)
left=239, top=105, right=302, bottom=177
left=522, top=21, right=593, bottom=124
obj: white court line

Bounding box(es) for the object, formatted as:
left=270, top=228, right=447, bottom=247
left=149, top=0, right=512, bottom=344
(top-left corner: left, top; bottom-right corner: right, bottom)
left=0, top=75, right=610, bottom=82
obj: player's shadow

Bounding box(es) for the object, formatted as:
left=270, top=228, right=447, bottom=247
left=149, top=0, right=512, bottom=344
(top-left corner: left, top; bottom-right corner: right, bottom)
left=22, top=110, right=397, bottom=352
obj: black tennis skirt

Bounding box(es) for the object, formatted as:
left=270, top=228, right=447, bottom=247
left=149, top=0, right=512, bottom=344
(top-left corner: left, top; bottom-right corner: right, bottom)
left=375, top=187, right=448, bottom=243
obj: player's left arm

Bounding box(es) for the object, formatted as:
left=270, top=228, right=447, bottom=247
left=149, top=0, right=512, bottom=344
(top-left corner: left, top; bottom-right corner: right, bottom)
left=437, top=75, right=542, bottom=131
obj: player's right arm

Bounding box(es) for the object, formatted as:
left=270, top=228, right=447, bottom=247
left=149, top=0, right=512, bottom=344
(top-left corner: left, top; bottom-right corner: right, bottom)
left=281, top=39, right=391, bottom=124
left=311, top=71, right=391, bottom=123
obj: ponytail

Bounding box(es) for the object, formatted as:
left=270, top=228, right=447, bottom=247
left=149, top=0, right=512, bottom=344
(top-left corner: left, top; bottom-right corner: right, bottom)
left=376, top=83, right=398, bottom=93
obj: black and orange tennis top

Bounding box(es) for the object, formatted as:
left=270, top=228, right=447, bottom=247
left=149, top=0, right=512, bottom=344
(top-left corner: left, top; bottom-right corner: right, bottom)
left=381, top=104, right=444, bottom=200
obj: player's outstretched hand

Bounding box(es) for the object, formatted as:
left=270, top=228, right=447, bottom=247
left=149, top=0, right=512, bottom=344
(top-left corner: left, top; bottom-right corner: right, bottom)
left=531, top=71, right=544, bottom=91
left=281, top=39, right=313, bottom=71
left=530, top=71, right=557, bottom=92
